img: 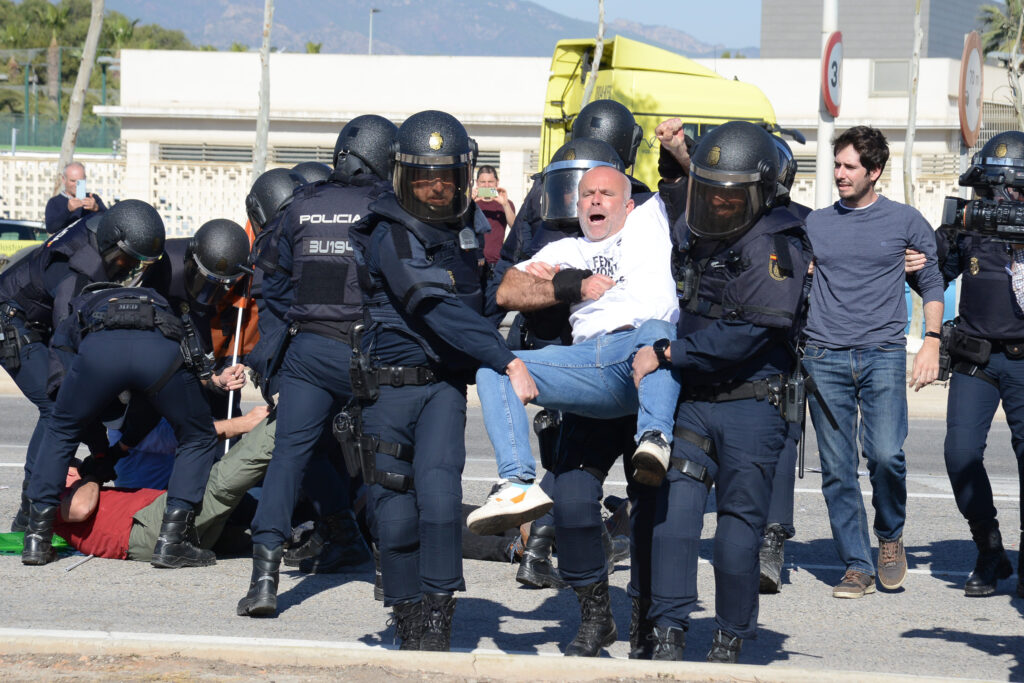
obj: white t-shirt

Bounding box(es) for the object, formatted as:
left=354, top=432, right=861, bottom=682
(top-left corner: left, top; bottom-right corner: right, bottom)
left=516, top=194, right=678, bottom=343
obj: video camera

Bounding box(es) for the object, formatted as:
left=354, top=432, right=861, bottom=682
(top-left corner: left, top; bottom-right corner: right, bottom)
left=941, top=153, right=1024, bottom=244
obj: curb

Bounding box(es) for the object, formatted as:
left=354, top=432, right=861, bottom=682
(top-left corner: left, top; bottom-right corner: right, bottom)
left=0, top=628, right=966, bottom=682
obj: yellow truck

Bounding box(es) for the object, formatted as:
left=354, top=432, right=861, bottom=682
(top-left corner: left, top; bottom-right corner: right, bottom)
left=541, top=36, right=779, bottom=189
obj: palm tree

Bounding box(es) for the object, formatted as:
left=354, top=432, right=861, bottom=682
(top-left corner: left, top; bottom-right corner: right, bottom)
left=36, top=3, right=70, bottom=105
left=105, top=15, right=139, bottom=57
left=979, top=1, right=1024, bottom=55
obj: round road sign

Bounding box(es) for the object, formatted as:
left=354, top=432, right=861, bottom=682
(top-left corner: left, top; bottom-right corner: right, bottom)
left=822, top=31, right=843, bottom=118
left=959, top=31, right=984, bottom=148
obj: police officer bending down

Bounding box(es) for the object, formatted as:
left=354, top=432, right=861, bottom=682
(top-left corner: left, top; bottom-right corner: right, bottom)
left=632, top=121, right=812, bottom=663
left=235, top=115, right=397, bottom=618
left=0, top=199, right=164, bottom=532
left=21, top=285, right=221, bottom=568
left=351, top=110, right=520, bottom=651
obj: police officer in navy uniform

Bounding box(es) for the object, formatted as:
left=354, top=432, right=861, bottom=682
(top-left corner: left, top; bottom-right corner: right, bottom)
left=351, top=110, right=522, bottom=651
left=933, top=130, right=1024, bottom=598
left=758, top=134, right=812, bottom=594
left=0, top=199, right=164, bottom=531
left=21, top=284, right=220, bottom=568
left=632, top=121, right=812, bottom=663
left=107, top=219, right=252, bottom=461
left=235, top=115, right=397, bottom=618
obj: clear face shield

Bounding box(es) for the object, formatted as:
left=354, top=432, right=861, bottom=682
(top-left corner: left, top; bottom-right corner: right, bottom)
left=393, top=152, right=472, bottom=223
left=685, top=167, right=764, bottom=240
left=184, top=252, right=245, bottom=307
left=101, top=240, right=161, bottom=286
left=540, top=160, right=617, bottom=224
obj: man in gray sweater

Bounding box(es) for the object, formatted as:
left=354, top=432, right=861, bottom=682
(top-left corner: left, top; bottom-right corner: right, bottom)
left=803, top=126, right=945, bottom=599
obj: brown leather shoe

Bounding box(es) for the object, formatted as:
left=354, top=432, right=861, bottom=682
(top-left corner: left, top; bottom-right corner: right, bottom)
left=877, top=536, right=907, bottom=590
left=833, top=569, right=876, bottom=599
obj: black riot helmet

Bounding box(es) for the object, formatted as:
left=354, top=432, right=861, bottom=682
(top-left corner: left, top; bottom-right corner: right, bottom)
left=392, top=110, right=478, bottom=224
left=773, top=135, right=797, bottom=192
left=291, top=161, right=332, bottom=184
left=184, top=219, right=251, bottom=307
left=541, top=138, right=625, bottom=224
left=245, top=168, right=304, bottom=233
left=686, top=120, right=779, bottom=240
left=961, top=131, right=1024, bottom=200
left=570, top=99, right=644, bottom=169
left=334, top=115, right=399, bottom=180
left=94, top=199, right=165, bottom=284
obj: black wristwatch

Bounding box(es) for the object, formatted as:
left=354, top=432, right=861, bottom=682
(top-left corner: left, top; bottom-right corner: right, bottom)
left=653, top=338, right=672, bottom=368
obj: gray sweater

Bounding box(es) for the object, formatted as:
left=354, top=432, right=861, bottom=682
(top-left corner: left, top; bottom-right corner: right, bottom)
left=804, top=195, right=945, bottom=349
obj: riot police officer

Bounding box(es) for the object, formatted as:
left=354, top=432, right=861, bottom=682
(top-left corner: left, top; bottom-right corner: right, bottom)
left=350, top=110, right=519, bottom=651
left=759, top=134, right=812, bottom=594
left=107, top=219, right=252, bottom=461
left=292, top=161, right=332, bottom=185
left=21, top=285, right=219, bottom=568
left=235, top=114, right=397, bottom=618
left=935, top=130, right=1024, bottom=598
left=632, top=121, right=812, bottom=662
left=0, top=199, right=164, bottom=531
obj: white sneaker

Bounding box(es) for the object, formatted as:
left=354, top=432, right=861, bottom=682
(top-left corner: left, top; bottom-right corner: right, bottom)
left=631, top=431, right=671, bottom=487
left=466, top=481, right=553, bottom=536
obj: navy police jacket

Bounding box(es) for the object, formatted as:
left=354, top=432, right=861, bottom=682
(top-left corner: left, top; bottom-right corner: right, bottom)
left=0, top=215, right=108, bottom=331
left=669, top=206, right=812, bottom=385
left=352, top=193, right=515, bottom=377
left=937, top=229, right=1024, bottom=341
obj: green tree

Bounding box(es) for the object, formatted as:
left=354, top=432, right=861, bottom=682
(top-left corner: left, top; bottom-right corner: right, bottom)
left=305, top=41, right=321, bottom=54
left=104, top=14, right=138, bottom=55
left=36, top=1, right=70, bottom=104
left=979, top=1, right=1024, bottom=55
left=230, top=42, right=249, bottom=52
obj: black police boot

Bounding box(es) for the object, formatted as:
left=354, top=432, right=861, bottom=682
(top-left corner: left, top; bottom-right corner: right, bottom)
left=236, top=543, right=283, bottom=617
left=602, top=525, right=630, bottom=573
left=516, top=523, right=566, bottom=589
left=299, top=510, right=372, bottom=573
left=420, top=593, right=456, bottom=652
left=759, top=524, right=787, bottom=594
left=283, top=523, right=324, bottom=567
left=650, top=625, right=686, bottom=661
left=628, top=596, right=654, bottom=659
left=390, top=600, right=424, bottom=650
left=964, top=520, right=1013, bottom=597
left=707, top=629, right=742, bottom=663
left=21, top=503, right=58, bottom=566
left=564, top=580, right=617, bottom=657
left=150, top=507, right=216, bottom=568
left=10, top=481, right=29, bottom=533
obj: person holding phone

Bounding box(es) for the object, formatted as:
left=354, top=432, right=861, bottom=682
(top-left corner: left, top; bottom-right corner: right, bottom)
left=472, top=165, right=516, bottom=266
left=44, top=161, right=107, bottom=234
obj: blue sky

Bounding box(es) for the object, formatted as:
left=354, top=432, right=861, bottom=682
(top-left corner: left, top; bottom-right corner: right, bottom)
left=548, top=0, right=763, bottom=48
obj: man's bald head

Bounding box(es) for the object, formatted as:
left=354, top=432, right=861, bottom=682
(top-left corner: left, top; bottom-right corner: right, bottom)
left=576, top=165, right=634, bottom=241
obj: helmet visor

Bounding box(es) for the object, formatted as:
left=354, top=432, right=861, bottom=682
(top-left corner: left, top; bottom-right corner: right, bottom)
left=686, top=175, right=761, bottom=240
left=540, top=160, right=616, bottom=223
left=184, top=251, right=246, bottom=307
left=394, top=163, right=471, bottom=223
left=101, top=243, right=160, bottom=285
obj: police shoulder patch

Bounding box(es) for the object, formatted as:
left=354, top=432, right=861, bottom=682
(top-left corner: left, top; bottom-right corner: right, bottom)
left=969, top=256, right=980, bottom=276
left=768, top=252, right=787, bottom=281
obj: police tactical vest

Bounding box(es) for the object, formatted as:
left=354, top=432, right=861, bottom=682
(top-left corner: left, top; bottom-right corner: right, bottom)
left=0, top=217, right=106, bottom=325
left=285, top=178, right=378, bottom=324
left=674, top=207, right=810, bottom=336
left=955, top=235, right=1024, bottom=340
left=355, top=194, right=487, bottom=365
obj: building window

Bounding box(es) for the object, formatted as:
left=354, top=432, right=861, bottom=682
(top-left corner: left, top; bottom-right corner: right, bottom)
left=871, top=60, right=910, bottom=96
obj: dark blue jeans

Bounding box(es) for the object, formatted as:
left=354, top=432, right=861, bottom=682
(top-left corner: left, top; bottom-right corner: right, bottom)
left=803, top=344, right=908, bottom=575
left=362, top=380, right=468, bottom=606
left=944, top=352, right=1024, bottom=529
left=250, top=332, right=353, bottom=549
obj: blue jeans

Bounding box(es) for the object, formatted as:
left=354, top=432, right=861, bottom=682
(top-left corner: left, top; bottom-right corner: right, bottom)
left=476, top=319, right=679, bottom=482
left=803, top=344, right=908, bottom=575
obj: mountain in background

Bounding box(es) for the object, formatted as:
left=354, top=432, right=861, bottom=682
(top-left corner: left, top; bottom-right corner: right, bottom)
left=104, top=0, right=758, bottom=58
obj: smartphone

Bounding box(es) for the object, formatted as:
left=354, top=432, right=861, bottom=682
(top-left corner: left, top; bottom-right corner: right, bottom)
left=477, top=187, right=498, bottom=199
left=75, top=179, right=87, bottom=200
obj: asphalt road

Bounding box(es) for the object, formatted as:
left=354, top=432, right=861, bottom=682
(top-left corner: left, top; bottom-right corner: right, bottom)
left=0, top=394, right=1021, bottom=680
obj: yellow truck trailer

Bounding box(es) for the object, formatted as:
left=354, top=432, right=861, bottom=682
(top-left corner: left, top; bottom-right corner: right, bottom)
left=541, top=36, right=778, bottom=189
